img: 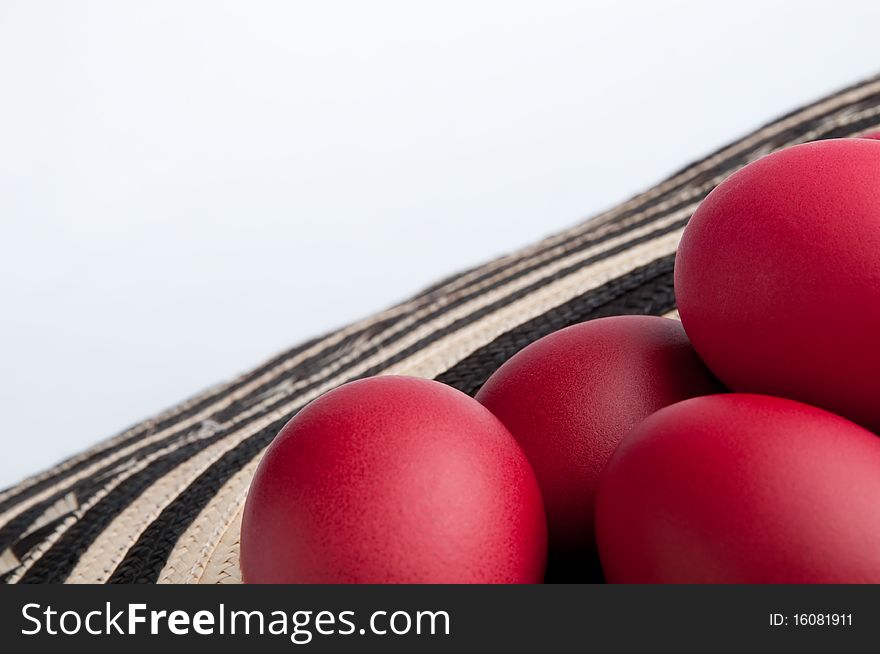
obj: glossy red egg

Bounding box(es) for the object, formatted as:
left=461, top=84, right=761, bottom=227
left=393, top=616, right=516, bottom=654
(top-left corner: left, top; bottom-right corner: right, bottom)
left=475, top=316, right=722, bottom=580
left=596, top=394, right=880, bottom=583
left=240, top=375, right=547, bottom=583
left=675, top=138, right=880, bottom=431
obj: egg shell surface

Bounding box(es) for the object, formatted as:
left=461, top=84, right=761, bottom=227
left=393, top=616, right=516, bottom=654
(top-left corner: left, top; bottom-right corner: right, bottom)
left=675, top=138, right=880, bottom=431
left=596, top=393, right=880, bottom=583
left=475, top=315, right=722, bottom=580
left=240, top=375, right=547, bottom=583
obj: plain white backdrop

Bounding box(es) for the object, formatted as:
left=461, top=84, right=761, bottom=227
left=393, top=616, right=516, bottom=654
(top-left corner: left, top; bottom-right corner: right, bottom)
left=1, top=0, right=879, bottom=488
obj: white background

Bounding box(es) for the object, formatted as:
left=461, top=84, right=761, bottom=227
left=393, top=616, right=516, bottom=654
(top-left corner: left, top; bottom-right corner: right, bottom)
left=2, top=0, right=879, bottom=488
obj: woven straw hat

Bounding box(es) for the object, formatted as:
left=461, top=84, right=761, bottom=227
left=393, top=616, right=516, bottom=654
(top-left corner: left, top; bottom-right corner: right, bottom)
left=3, top=74, right=880, bottom=584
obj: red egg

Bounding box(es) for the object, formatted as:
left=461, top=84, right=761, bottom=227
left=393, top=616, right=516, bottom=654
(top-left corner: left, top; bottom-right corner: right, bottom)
left=240, top=375, right=547, bottom=583
left=675, top=138, right=880, bottom=431
left=475, top=316, right=722, bottom=580
left=596, top=394, right=880, bottom=583
left=861, top=131, right=880, bottom=140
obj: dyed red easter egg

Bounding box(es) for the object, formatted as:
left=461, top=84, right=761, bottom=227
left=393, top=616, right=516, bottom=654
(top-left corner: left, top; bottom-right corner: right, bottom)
left=475, top=316, right=721, bottom=580
left=675, top=138, right=880, bottom=431
left=596, top=394, right=880, bottom=583
left=240, top=375, right=547, bottom=583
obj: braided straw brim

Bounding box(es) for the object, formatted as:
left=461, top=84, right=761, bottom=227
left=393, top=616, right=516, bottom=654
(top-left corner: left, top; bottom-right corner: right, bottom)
left=3, top=74, right=880, bottom=583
